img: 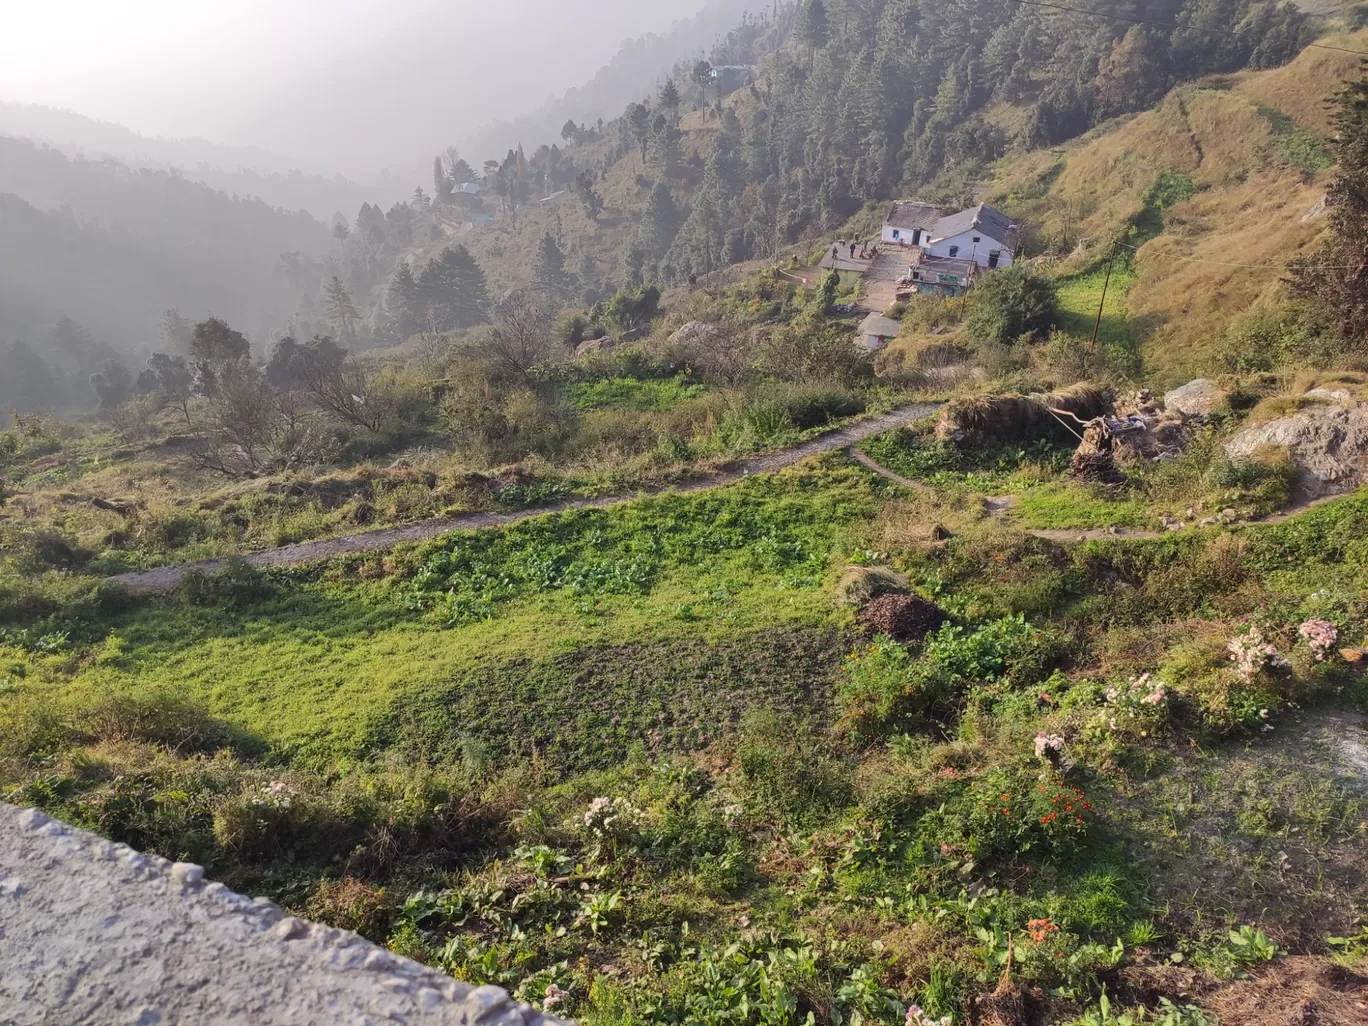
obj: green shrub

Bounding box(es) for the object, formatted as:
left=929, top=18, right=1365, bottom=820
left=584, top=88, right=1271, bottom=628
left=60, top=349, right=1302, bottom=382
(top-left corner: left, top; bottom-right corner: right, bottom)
left=84, top=687, right=232, bottom=754
left=837, top=635, right=949, bottom=738
left=966, top=266, right=1059, bottom=345
left=178, top=557, right=277, bottom=608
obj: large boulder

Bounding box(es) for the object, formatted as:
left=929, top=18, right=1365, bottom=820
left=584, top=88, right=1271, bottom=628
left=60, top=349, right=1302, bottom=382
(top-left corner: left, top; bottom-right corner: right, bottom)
left=1224, top=398, right=1368, bottom=498
left=1164, top=378, right=1228, bottom=417
left=667, top=320, right=722, bottom=348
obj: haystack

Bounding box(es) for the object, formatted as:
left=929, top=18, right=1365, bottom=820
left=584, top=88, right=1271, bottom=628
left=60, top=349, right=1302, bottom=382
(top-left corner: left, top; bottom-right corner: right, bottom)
left=935, top=384, right=1112, bottom=444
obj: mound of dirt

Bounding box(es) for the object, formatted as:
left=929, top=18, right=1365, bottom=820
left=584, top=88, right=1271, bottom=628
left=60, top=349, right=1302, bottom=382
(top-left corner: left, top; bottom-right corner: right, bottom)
left=857, top=593, right=947, bottom=643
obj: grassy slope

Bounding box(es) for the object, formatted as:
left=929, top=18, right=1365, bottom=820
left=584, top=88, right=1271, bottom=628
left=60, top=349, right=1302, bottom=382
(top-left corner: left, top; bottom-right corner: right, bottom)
left=988, top=30, right=1368, bottom=386
left=15, top=464, right=874, bottom=767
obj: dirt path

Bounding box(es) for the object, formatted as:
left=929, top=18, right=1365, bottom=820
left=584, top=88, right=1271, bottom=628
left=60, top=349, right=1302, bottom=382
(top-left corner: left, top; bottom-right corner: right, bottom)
left=848, top=448, right=1356, bottom=542
left=108, top=403, right=944, bottom=594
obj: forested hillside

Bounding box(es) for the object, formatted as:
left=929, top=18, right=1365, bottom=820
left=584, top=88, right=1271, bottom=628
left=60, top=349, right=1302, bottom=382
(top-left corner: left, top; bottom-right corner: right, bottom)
left=0, top=138, right=333, bottom=409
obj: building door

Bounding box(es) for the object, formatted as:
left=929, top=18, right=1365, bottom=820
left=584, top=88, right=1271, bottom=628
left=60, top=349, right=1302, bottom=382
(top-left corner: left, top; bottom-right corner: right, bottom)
left=988, top=251, right=1000, bottom=268
left=912, top=229, right=921, bottom=245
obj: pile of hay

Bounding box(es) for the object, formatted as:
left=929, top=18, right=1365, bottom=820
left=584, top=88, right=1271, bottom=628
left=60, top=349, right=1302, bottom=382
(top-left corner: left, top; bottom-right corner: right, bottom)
left=936, top=384, right=1111, bottom=444
left=833, top=565, right=909, bottom=606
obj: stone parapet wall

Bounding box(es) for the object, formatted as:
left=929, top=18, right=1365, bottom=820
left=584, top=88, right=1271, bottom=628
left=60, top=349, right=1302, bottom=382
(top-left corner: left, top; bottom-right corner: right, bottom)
left=0, top=803, right=565, bottom=1026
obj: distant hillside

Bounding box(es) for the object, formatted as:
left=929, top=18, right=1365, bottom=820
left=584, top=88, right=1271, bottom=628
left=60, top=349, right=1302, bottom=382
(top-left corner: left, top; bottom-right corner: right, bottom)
left=458, top=0, right=755, bottom=158
left=0, top=138, right=332, bottom=356
left=984, top=29, right=1368, bottom=385
left=0, top=103, right=413, bottom=220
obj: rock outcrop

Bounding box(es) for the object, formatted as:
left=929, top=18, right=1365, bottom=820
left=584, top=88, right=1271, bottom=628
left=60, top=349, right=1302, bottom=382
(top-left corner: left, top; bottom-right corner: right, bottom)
left=1163, top=378, right=1228, bottom=417
left=0, top=803, right=567, bottom=1026
left=1225, top=398, right=1368, bottom=498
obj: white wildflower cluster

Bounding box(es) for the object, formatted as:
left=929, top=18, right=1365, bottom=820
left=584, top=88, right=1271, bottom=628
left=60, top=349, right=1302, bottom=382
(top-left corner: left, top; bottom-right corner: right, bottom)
left=1103, top=672, right=1170, bottom=734
left=583, top=796, right=640, bottom=837
left=250, top=780, right=294, bottom=811
left=722, top=802, right=745, bottom=828
left=1297, top=619, right=1338, bottom=661
left=905, top=1004, right=952, bottom=1026
left=1034, top=733, right=1065, bottom=759
left=1227, top=625, right=1290, bottom=681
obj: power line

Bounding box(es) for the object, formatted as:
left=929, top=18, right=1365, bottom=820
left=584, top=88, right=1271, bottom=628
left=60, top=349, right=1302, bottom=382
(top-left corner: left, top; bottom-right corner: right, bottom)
left=1004, top=0, right=1368, bottom=57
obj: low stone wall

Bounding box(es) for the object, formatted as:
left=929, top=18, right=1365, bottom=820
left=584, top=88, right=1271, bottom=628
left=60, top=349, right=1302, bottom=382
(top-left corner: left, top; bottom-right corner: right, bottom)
left=0, top=803, right=565, bottom=1026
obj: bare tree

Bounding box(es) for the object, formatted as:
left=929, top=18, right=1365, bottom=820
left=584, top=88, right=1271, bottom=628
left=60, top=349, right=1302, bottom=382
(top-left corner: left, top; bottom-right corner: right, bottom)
left=189, top=363, right=329, bottom=478
left=472, top=289, right=560, bottom=378
left=295, top=337, right=398, bottom=433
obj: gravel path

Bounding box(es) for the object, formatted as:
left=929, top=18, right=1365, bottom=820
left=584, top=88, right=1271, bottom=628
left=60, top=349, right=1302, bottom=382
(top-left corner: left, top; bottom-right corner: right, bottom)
left=108, top=403, right=943, bottom=594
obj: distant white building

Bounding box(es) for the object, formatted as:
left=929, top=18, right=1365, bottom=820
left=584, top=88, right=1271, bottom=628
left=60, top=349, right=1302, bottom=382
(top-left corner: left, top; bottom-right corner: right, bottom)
left=921, top=203, right=1016, bottom=269
left=456, top=182, right=481, bottom=195
left=879, top=201, right=1018, bottom=270
left=881, top=201, right=939, bottom=248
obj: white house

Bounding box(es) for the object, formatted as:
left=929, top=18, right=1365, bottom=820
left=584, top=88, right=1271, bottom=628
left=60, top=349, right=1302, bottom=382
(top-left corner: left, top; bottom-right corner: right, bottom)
left=456, top=182, right=481, bottom=195
left=859, top=312, right=902, bottom=352
left=881, top=201, right=939, bottom=248
left=921, top=203, right=1016, bottom=269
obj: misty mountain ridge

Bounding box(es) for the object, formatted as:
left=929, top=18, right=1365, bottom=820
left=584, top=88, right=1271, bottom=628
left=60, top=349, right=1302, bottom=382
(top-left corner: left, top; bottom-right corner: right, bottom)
left=0, top=102, right=414, bottom=221
left=457, top=0, right=754, bottom=158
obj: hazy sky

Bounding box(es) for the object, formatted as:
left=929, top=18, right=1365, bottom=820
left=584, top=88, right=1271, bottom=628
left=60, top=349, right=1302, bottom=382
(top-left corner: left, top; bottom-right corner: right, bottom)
left=1, top=0, right=706, bottom=173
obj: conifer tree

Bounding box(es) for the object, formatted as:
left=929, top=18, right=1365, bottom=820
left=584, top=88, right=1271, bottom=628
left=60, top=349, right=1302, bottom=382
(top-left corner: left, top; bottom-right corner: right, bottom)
left=324, top=276, right=360, bottom=343
left=1290, top=69, right=1368, bottom=345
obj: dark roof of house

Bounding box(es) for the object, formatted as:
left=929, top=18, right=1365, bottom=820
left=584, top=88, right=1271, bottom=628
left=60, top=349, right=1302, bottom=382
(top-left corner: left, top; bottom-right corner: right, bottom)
left=884, top=201, right=940, bottom=231
left=912, top=257, right=978, bottom=280
left=929, top=203, right=1017, bottom=249
left=859, top=313, right=903, bottom=337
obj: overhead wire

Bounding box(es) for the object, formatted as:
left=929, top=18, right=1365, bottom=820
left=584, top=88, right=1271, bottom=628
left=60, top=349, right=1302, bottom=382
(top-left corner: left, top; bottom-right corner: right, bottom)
left=1003, top=0, right=1368, bottom=57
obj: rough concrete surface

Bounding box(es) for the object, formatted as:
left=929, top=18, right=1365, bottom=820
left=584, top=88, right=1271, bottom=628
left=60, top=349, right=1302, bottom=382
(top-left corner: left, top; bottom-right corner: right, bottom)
left=0, top=803, right=566, bottom=1026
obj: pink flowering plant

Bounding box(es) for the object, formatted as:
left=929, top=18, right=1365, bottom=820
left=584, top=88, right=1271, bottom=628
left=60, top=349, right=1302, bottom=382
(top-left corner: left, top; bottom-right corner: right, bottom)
left=1297, top=619, right=1338, bottom=662
left=1227, top=625, right=1290, bottom=682
left=1102, top=672, right=1170, bottom=738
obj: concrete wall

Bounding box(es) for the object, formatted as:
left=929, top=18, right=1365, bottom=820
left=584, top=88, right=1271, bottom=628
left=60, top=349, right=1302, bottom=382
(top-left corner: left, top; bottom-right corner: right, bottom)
left=0, top=802, right=568, bottom=1026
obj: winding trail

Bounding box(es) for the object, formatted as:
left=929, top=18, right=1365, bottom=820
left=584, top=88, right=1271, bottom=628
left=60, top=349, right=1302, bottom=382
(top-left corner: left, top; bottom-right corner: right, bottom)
left=848, top=446, right=1355, bottom=541
left=106, top=404, right=1364, bottom=595
left=108, top=402, right=944, bottom=594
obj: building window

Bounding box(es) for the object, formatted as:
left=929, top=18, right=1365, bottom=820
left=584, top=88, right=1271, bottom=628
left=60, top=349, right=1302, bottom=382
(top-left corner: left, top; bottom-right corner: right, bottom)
left=972, top=236, right=980, bottom=243
left=948, top=245, right=959, bottom=257
left=988, top=251, right=1000, bottom=269
left=892, top=229, right=900, bottom=239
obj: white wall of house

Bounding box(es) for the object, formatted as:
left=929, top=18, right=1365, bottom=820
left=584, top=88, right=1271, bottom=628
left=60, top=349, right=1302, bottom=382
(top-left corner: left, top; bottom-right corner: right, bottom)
left=881, top=225, right=926, bottom=246
left=922, top=231, right=1013, bottom=268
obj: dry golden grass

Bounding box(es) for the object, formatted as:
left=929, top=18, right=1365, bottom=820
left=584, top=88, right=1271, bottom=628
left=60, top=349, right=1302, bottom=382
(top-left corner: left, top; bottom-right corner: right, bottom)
left=1128, top=167, right=1329, bottom=385
left=1234, top=29, right=1368, bottom=133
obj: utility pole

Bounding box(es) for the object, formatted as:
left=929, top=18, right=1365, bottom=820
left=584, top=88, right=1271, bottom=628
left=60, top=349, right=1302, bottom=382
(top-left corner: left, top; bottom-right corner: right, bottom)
left=1089, top=244, right=1116, bottom=354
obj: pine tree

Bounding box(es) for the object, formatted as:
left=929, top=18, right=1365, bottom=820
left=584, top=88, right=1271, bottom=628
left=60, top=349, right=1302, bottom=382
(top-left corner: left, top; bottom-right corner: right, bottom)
left=324, top=276, right=360, bottom=343
left=796, top=0, right=829, bottom=65
left=434, top=156, right=454, bottom=202
left=626, top=102, right=652, bottom=160
left=419, top=246, right=491, bottom=332
left=1290, top=69, right=1368, bottom=345
left=647, top=114, right=682, bottom=179
left=640, top=183, right=682, bottom=257
left=387, top=262, right=422, bottom=339
left=659, top=79, right=681, bottom=122
left=533, top=233, right=576, bottom=296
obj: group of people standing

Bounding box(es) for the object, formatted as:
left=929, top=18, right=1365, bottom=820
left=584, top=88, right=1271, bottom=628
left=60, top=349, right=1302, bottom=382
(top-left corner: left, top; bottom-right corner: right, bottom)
left=831, top=239, right=878, bottom=263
